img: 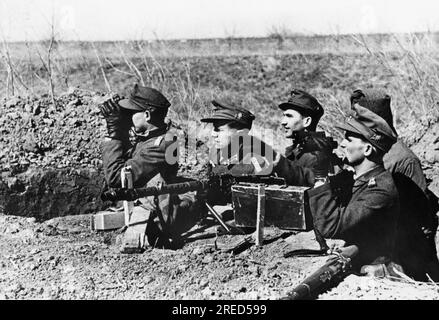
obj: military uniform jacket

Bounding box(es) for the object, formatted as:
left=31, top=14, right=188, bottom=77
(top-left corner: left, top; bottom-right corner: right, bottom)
left=384, top=140, right=439, bottom=280
left=284, top=132, right=336, bottom=184
left=102, top=128, right=182, bottom=236
left=102, top=128, right=178, bottom=188
left=208, top=130, right=314, bottom=187
left=383, top=139, right=427, bottom=192
left=209, top=130, right=276, bottom=177
left=307, top=166, right=400, bottom=267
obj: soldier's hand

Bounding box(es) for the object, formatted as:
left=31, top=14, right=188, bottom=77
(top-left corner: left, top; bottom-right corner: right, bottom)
left=99, top=97, right=132, bottom=140
left=99, top=98, right=121, bottom=119
left=313, top=151, right=330, bottom=179
left=328, top=170, right=354, bottom=190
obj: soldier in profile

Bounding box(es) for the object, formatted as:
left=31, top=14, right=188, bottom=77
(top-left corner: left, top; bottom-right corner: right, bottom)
left=99, top=84, right=196, bottom=252
left=349, top=88, right=439, bottom=280
left=200, top=100, right=316, bottom=199
left=307, top=104, right=401, bottom=275
left=277, top=89, right=338, bottom=186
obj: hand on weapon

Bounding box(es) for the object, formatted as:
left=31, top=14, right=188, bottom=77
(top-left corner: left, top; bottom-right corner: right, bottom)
left=328, top=170, right=354, bottom=190
left=313, top=151, right=331, bottom=180
left=297, top=131, right=338, bottom=153
left=99, top=94, right=133, bottom=140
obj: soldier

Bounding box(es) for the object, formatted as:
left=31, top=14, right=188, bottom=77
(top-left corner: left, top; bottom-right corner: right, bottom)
left=278, top=89, right=338, bottom=185
left=99, top=84, right=195, bottom=252
left=349, top=88, right=439, bottom=280
left=307, top=104, right=403, bottom=276
left=350, top=89, right=428, bottom=191
left=198, top=100, right=317, bottom=235
left=200, top=100, right=314, bottom=198
left=201, top=100, right=268, bottom=176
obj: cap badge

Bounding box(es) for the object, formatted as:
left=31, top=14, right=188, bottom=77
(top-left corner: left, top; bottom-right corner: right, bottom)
left=369, top=134, right=382, bottom=142
left=235, top=112, right=242, bottom=120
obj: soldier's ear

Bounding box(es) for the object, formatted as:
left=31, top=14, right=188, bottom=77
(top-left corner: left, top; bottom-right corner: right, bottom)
left=302, top=116, right=313, bottom=128
left=364, top=143, right=374, bottom=157
left=144, top=110, right=151, bottom=122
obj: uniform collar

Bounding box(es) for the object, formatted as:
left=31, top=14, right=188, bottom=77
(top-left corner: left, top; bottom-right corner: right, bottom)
left=217, top=129, right=251, bottom=164
left=353, top=165, right=385, bottom=186
left=285, top=142, right=303, bottom=160
left=132, top=126, right=167, bottom=141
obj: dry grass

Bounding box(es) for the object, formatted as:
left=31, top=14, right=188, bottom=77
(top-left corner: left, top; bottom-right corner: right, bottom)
left=1, top=32, right=439, bottom=145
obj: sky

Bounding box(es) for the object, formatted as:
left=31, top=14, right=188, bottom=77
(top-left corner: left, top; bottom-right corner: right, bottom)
left=1, top=0, right=439, bottom=41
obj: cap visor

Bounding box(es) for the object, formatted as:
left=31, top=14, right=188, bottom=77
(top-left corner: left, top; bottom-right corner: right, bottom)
left=200, top=117, right=216, bottom=123
left=118, top=98, right=144, bottom=111
left=201, top=117, right=234, bottom=123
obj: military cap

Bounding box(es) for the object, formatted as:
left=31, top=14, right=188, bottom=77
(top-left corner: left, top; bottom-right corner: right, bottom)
left=336, top=104, right=397, bottom=153
left=118, top=84, right=171, bottom=111
left=200, top=100, right=255, bottom=127
left=350, top=88, right=396, bottom=134
left=278, top=89, right=324, bottom=121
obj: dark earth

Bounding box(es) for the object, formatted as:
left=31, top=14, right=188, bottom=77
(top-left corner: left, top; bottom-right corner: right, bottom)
left=1, top=89, right=439, bottom=300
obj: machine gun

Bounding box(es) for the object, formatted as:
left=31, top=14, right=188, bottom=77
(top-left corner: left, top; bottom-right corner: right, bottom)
left=101, top=174, right=286, bottom=202
left=101, top=174, right=286, bottom=235
left=101, top=173, right=330, bottom=252
left=280, top=245, right=359, bottom=300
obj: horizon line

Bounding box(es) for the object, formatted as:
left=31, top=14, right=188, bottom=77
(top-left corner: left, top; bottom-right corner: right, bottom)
left=3, top=29, right=439, bottom=44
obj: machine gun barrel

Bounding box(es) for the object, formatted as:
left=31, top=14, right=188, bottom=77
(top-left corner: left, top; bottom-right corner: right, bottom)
left=101, top=174, right=286, bottom=202
left=281, top=245, right=359, bottom=300
left=101, top=179, right=211, bottom=202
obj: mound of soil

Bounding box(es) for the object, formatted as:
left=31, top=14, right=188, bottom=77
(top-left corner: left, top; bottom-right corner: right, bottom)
left=0, top=89, right=207, bottom=219
left=1, top=214, right=437, bottom=300
left=1, top=89, right=438, bottom=300
left=0, top=168, right=105, bottom=221
left=410, top=121, right=439, bottom=195
left=0, top=89, right=105, bottom=174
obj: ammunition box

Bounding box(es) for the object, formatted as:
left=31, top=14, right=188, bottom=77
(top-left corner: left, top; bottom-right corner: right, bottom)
left=231, top=183, right=312, bottom=231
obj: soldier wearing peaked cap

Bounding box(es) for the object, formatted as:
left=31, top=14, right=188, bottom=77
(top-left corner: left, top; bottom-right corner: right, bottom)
left=200, top=100, right=271, bottom=206
left=200, top=100, right=317, bottom=207
left=350, top=88, right=439, bottom=281
left=201, top=100, right=267, bottom=177
left=99, top=84, right=197, bottom=252
left=306, top=104, right=405, bottom=276
left=278, top=89, right=338, bottom=186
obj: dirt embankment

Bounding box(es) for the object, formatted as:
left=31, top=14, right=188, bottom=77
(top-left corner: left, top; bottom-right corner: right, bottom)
left=1, top=214, right=438, bottom=300
left=0, top=89, right=105, bottom=219
left=2, top=88, right=438, bottom=220
left=0, top=89, right=207, bottom=220
left=410, top=121, right=439, bottom=195
left=1, top=89, right=439, bottom=300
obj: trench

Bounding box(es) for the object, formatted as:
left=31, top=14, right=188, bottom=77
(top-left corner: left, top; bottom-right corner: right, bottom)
left=0, top=167, right=106, bottom=221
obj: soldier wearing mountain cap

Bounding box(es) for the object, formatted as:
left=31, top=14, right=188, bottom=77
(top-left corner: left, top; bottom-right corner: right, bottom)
left=100, top=84, right=196, bottom=252
left=278, top=89, right=338, bottom=186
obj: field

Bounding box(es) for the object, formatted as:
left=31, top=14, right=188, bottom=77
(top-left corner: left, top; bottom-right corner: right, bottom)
left=1, top=33, right=439, bottom=300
